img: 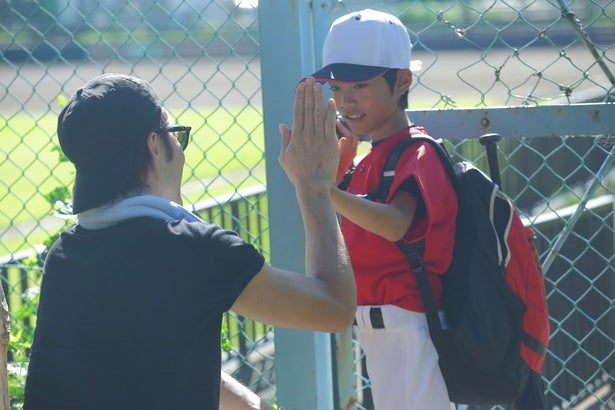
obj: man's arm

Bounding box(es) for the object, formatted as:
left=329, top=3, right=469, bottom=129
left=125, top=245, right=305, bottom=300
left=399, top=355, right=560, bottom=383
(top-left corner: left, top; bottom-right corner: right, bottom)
left=219, top=371, right=274, bottom=410
left=231, top=77, right=356, bottom=332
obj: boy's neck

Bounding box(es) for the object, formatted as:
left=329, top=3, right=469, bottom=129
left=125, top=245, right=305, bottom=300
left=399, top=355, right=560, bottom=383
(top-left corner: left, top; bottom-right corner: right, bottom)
left=369, top=110, right=411, bottom=143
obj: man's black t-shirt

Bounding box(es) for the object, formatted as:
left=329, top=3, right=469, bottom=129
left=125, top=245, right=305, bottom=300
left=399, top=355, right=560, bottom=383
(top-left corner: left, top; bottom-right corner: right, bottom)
left=24, top=217, right=264, bottom=410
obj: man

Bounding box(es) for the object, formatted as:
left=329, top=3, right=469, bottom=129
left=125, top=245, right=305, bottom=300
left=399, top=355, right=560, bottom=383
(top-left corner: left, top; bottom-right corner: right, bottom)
left=24, top=73, right=355, bottom=409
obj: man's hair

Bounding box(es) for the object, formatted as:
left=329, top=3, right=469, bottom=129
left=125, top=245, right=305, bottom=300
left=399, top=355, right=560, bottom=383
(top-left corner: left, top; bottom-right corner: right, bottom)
left=120, top=130, right=156, bottom=198
left=383, top=69, right=409, bottom=110
left=120, top=119, right=175, bottom=198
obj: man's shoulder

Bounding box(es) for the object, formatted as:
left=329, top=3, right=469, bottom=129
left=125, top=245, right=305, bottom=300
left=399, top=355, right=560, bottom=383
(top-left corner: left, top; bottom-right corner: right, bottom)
left=90, top=217, right=228, bottom=245
left=137, top=218, right=237, bottom=244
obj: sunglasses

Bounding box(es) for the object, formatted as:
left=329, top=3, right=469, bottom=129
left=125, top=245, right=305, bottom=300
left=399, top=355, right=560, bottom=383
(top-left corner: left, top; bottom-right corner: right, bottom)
left=155, top=125, right=192, bottom=151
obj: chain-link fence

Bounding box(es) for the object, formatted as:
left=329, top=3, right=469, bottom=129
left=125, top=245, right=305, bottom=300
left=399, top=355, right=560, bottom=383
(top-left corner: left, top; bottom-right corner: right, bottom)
left=1, top=0, right=614, bottom=409
left=1, top=1, right=271, bottom=407
left=323, top=2, right=614, bottom=409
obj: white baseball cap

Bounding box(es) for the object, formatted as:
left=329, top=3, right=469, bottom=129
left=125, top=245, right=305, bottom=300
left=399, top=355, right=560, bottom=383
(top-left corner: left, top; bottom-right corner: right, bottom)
left=311, top=9, right=421, bottom=82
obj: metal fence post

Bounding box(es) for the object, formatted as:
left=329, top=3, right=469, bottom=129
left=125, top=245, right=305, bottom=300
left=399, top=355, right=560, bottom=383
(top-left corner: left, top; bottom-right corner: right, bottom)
left=258, top=2, right=335, bottom=409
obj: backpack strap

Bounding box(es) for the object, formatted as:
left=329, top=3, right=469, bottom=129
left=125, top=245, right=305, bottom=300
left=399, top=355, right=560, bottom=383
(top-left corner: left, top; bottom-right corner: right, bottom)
left=337, top=170, right=354, bottom=191
left=397, top=240, right=446, bottom=340
left=368, top=133, right=459, bottom=339
left=368, top=133, right=460, bottom=203
left=367, top=137, right=419, bottom=202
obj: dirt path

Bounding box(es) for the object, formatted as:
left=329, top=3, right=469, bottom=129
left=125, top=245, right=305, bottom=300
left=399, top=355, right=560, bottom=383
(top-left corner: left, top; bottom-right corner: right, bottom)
left=1, top=45, right=611, bottom=115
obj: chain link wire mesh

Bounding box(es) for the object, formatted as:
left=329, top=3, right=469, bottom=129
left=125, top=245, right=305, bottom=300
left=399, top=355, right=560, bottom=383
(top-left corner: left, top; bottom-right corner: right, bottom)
left=0, top=0, right=613, bottom=408
left=328, top=1, right=614, bottom=409
left=348, top=135, right=614, bottom=410
left=0, top=0, right=272, bottom=407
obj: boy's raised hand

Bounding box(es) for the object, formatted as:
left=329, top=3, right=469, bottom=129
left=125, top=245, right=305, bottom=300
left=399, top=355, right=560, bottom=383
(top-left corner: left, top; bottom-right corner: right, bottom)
left=279, top=77, right=338, bottom=191
left=335, top=121, right=359, bottom=185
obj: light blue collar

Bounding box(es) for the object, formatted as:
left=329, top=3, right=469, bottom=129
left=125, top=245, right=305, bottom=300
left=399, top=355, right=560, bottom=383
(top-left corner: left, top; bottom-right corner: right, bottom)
left=77, top=194, right=202, bottom=230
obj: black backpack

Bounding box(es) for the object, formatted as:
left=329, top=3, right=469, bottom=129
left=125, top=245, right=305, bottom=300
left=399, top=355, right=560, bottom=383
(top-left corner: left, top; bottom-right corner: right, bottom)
left=369, top=132, right=550, bottom=406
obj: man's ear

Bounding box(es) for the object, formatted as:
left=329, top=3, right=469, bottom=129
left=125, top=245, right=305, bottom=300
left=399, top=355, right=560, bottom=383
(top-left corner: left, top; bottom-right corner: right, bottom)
left=395, top=69, right=413, bottom=94
left=146, top=131, right=161, bottom=159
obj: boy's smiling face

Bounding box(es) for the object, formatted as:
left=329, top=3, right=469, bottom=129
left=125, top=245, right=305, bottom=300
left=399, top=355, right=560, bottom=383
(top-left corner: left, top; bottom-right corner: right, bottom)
left=328, top=70, right=412, bottom=142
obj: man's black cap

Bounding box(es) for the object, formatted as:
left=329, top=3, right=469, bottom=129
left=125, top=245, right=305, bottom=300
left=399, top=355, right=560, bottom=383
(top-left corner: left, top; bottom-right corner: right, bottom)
left=57, top=73, right=162, bottom=214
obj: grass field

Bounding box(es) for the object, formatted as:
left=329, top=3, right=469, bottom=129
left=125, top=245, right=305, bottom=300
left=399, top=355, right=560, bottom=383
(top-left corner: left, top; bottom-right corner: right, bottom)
left=2, top=96, right=537, bottom=256
left=0, top=105, right=266, bottom=255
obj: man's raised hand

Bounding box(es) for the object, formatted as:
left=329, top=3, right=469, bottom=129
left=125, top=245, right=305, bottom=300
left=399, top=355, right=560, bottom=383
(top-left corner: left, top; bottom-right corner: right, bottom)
left=278, top=77, right=338, bottom=191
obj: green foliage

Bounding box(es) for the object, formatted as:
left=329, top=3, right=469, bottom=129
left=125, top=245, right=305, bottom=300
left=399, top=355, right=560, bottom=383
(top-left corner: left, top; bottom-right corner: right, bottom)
left=8, top=255, right=41, bottom=409
left=51, top=144, right=68, bottom=163
left=7, top=144, right=79, bottom=407
left=220, top=321, right=232, bottom=353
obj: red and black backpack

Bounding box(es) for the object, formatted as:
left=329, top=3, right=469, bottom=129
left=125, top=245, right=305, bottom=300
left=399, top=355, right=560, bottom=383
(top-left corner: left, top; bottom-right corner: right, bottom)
left=370, top=131, right=550, bottom=407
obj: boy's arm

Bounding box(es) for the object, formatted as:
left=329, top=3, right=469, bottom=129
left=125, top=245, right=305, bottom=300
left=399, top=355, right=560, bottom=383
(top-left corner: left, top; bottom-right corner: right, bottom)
left=330, top=186, right=418, bottom=242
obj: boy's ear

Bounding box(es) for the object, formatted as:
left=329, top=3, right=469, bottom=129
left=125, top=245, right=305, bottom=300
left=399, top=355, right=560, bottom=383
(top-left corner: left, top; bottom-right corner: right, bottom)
left=395, top=69, right=413, bottom=94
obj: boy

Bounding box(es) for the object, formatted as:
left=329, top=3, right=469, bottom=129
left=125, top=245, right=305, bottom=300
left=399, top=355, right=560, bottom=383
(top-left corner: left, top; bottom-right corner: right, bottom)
left=310, top=9, right=457, bottom=409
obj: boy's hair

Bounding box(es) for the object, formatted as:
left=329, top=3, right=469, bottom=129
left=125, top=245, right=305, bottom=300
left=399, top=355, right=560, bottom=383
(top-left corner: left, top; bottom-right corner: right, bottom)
left=382, top=69, right=409, bottom=110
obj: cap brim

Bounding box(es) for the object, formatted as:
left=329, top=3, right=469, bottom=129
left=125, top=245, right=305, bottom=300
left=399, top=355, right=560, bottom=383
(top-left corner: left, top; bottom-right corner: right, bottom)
left=309, top=61, right=423, bottom=83
left=310, top=64, right=389, bottom=82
